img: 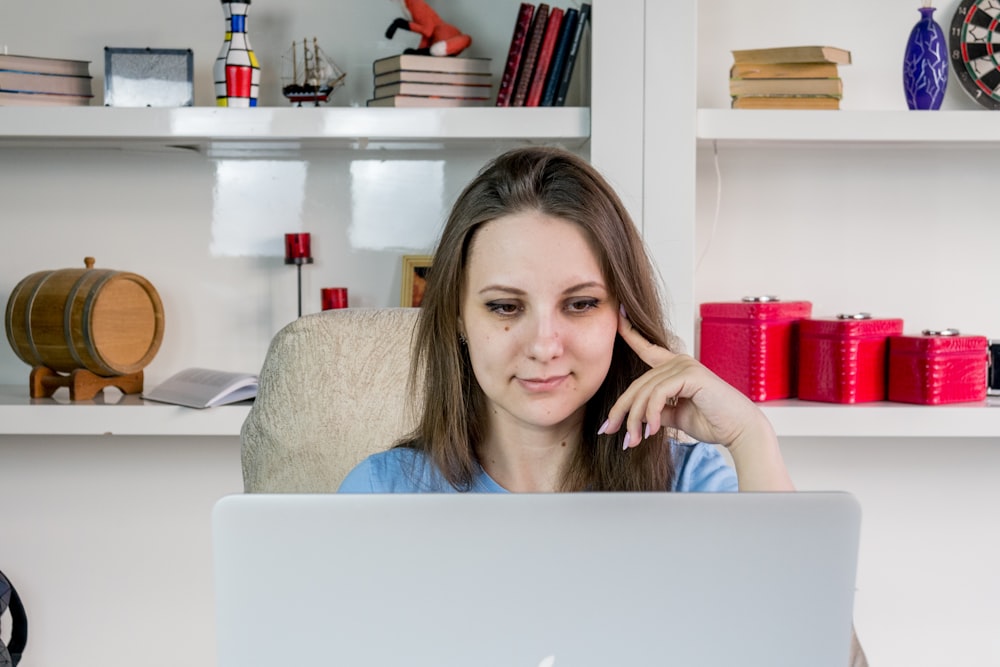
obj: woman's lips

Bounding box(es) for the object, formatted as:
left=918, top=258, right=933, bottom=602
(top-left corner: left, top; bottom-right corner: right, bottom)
left=517, top=375, right=569, bottom=392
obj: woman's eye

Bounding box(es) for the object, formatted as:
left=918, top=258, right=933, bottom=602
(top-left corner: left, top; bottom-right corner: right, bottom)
left=566, top=298, right=599, bottom=313
left=486, top=301, right=520, bottom=315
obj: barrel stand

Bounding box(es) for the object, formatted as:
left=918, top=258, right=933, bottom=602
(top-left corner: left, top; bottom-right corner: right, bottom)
left=30, top=366, right=144, bottom=401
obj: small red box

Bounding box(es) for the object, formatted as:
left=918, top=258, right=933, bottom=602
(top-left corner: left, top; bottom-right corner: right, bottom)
left=888, top=330, right=989, bottom=405
left=699, top=297, right=812, bottom=402
left=797, top=314, right=904, bottom=403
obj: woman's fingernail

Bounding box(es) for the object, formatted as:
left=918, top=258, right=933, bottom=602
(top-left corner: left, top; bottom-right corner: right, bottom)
left=597, top=419, right=609, bottom=435
left=643, top=423, right=650, bottom=440
left=622, top=432, right=632, bottom=450
left=619, top=304, right=628, bottom=319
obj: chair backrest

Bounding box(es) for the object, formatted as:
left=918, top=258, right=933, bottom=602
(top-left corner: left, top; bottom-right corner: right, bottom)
left=241, top=308, right=423, bottom=492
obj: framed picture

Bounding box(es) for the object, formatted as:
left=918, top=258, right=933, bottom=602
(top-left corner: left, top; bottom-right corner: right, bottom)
left=400, top=255, right=433, bottom=307
left=104, top=47, right=194, bottom=107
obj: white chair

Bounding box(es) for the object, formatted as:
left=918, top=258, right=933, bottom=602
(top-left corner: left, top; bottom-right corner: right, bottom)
left=240, top=308, right=423, bottom=492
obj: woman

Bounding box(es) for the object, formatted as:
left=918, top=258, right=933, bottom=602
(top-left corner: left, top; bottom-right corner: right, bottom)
left=340, top=145, right=867, bottom=664
left=339, top=145, right=793, bottom=495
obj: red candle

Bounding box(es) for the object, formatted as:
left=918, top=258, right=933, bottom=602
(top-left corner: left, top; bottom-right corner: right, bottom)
left=284, top=233, right=312, bottom=262
left=321, top=287, right=348, bottom=310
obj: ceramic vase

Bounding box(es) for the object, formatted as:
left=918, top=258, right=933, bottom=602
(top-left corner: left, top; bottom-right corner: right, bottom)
left=214, top=0, right=260, bottom=107
left=903, top=4, right=948, bottom=110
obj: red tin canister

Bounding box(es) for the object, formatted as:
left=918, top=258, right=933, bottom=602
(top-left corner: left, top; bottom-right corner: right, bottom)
left=797, top=313, right=904, bottom=403
left=699, top=296, right=812, bottom=402
left=887, top=329, right=989, bottom=405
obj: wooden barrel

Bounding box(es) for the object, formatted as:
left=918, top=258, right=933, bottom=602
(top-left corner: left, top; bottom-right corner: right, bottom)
left=5, top=257, right=165, bottom=377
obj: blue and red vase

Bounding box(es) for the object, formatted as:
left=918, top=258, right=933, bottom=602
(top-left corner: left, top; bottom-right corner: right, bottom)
left=215, top=0, right=260, bottom=107
left=903, top=5, right=948, bottom=110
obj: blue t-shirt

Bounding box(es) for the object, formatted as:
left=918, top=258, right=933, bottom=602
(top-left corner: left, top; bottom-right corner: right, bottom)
left=338, top=442, right=737, bottom=493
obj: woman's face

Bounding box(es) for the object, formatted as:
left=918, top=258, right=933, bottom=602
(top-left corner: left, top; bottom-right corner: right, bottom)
left=459, top=210, right=619, bottom=433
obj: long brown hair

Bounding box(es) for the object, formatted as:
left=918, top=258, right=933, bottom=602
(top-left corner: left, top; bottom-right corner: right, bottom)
left=401, top=146, right=676, bottom=491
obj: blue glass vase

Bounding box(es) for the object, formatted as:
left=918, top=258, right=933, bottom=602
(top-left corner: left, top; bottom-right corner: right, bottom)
left=903, top=5, right=948, bottom=110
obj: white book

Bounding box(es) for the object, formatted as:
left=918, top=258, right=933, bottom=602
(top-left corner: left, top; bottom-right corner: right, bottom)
left=143, top=367, right=258, bottom=409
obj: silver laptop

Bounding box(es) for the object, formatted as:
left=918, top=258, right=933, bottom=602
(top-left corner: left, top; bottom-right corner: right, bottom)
left=212, top=492, right=860, bottom=667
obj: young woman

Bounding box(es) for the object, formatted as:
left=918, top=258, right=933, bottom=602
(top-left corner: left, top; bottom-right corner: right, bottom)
left=338, top=145, right=794, bottom=495
left=339, top=145, right=866, bottom=664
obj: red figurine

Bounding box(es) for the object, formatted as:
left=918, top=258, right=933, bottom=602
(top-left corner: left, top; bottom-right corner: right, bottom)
left=385, top=0, right=472, bottom=56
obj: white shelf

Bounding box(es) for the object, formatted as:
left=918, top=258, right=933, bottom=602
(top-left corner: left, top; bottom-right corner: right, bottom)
left=0, top=106, right=590, bottom=152
left=2, top=382, right=997, bottom=438
left=697, top=109, right=1000, bottom=145
left=760, top=399, right=1000, bottom=438
left=0, top=385, right=250, bottom=436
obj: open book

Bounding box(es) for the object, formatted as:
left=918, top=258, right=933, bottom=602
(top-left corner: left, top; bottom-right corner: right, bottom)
left=143, top=367, right=258, bottom=409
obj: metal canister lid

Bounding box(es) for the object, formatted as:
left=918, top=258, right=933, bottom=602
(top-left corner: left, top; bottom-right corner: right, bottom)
left=921, top=328, right=960, bottom=336
left=836, top=312, right=872, bottom=320
left=741, top=295, right=779, bottom=303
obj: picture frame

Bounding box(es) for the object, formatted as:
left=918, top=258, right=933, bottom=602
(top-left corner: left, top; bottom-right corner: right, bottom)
left=104, top=47, right=194, bottom=107
left=400, top=255, right=433, bottom=307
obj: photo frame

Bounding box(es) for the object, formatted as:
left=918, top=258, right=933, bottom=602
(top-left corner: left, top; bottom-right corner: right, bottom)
left=104, top=47, right=194, bottom=107
left=400, top=255, right=433, bottom=307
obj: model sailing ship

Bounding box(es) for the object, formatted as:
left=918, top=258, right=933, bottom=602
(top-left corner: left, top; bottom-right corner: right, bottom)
left=282, top=38, right=346, bottom=106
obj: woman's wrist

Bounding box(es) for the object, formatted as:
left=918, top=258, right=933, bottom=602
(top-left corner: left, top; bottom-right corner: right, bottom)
left=727, top=417, right=795, bottom=491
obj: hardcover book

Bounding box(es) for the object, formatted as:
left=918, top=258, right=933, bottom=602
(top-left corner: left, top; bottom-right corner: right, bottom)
left=373, top=70, right=492, bottom=87
left=731, top=96, right=841, bottom=109
left=729, top=77, right=843, bottom=97
left=373, top=54, right=492, bottom=76
left=554, top=2, right=591, bottom=106
left=511, top=3, right=550, bottom=106
left=0, top=53, right=91, bottom=77
left=0, top=70, right=92, bottom=96
left=366, top=94, right=490, bottom=108
left=0, top=90, right=91, bottom=106
left=496, top=2, right=535, bottom=106
left=525, top=7, right=563, bottom=107
left=731, top=45, right=852, bottom=65
left=540, top=7, right=578, bottom=106
left=373, top=81, right=491, bottom=99
left=730, top=62, right=840, bottom=79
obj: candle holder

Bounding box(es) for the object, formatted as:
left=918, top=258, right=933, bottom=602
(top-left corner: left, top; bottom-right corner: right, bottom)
left=321, top=287, right=348, bottom=310
left=284, top=233, right=313, bottom=317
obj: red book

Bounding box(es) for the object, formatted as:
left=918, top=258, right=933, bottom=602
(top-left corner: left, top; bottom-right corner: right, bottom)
left=496, top=3, right=535, bottom=107
left=512, top=3, right=550, bottom=107
left=525, top=8, right=563, bottom=107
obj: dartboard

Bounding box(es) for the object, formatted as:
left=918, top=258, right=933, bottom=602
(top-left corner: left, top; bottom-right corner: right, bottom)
left=950, top=0, right=1000, bottom=109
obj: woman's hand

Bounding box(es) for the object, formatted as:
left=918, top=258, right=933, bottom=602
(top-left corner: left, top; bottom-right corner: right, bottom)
left=601, top=309, right=794, bottom=491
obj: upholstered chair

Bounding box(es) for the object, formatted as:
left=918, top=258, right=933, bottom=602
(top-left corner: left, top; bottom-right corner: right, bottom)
left=241, top=308, right=423, bottom=493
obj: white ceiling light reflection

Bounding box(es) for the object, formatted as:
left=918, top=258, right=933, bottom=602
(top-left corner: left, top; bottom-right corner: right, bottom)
left=211, top=160, right=308, bottom=256
left=349, top=160, right=444, bottom=251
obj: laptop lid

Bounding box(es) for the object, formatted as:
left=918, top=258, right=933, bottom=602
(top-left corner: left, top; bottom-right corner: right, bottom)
left=212, top=492, right=860, bottom=667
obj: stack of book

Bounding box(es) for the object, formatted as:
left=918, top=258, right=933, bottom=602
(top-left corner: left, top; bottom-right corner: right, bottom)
left=728, top=45, right=851, bottom=110
left=496, top=2, right=591, bottom=107
left=0, top=53, right=93, bottom=106
left=367, top=54, right=493, bottom=107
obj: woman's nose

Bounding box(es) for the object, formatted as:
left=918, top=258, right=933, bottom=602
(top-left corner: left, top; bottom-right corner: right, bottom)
left=527, top=314, right=564, bottom=361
